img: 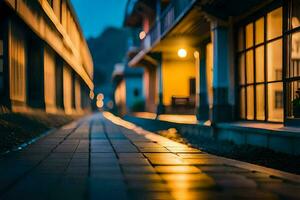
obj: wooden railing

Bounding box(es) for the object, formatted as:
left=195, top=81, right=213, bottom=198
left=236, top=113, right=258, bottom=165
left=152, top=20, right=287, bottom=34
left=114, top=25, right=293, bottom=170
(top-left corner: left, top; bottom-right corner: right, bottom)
left=141, top=0, right=195, bottom=51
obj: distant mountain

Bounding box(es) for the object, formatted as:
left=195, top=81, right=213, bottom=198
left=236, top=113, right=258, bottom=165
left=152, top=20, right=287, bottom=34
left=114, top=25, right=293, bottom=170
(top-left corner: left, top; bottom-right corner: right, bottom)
left=87, top=27, right=129, bottom=91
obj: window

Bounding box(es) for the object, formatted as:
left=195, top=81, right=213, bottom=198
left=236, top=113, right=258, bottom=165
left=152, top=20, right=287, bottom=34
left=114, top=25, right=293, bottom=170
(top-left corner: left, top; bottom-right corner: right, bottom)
left=246, top=85, right=254, bottom=120
left=237, top=7, right=283, bottom=122
left=255, top=18, right=264, bottom=45
left=267, top=39, right=282, bottom=81
left=268, top=83, right=283, bottom=122
left=246, top=50, right=254, bottom=84
left=267, top=8, right=282, bottom=40
left=246, top=23, right=254, bottom=48
left=287, top=0, right=300, bottom=120
left=255, top=46, right=264, bottom=82
left=256, top=84, right=265, bottom=120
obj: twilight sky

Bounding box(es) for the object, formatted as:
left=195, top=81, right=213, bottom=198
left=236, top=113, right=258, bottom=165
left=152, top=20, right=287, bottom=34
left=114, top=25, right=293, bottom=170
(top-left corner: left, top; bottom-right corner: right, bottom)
left=71, top=0, right=127, bottom=38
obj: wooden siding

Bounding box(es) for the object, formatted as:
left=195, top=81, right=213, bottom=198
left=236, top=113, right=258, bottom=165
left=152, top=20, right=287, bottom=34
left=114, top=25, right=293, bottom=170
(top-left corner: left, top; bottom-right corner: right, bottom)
left=4, top=0, right=93, bottom=90
left=9, top=21, right=26, bottom=105
left=63, top=64, right=73, bottom=114
left=44, top=46, right=56, bottom=113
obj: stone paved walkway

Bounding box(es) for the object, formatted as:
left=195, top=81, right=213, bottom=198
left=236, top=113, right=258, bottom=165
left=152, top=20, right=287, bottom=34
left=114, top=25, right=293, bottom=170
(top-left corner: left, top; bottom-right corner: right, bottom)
left=0, top=112, right=300, bottom=200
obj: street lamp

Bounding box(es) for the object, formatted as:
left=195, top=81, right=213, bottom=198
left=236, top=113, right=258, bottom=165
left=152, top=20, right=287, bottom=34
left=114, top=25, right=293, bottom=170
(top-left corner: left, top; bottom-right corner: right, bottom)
left=96, top=93, right=104, bottom=109
left=177, top=48, right=187, bottom=58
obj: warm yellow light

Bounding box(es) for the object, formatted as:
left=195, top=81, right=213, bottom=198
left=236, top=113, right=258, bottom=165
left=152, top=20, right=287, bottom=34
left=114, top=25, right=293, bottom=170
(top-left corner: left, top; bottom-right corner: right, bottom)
left=193, top=51, right=199, bottom=59
left=139, top=31, right=146, bottom=40
left=177, top=48, right=187, bottom=58
left=97, top=93, right=104, bottom=101
left=96, top=100, right=104, bottom=108
left=89, top=91, right=94, bottom=99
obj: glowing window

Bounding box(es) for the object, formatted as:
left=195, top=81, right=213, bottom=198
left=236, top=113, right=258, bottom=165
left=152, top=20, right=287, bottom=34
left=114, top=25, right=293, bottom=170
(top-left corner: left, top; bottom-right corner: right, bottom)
left=255, top=46, right=264, bottom=83
left=267, top=39, right=282, bottom=81
left=246, top=85, right=254, bottom=120
left=255, top=17, right=264, bottom=45
left=245, top=23, right=253, bottom=49
left=267, top=7, right=282, bottom=40
left=237, top=7, right=283, bottom=122
left=256, top=84, right=265, bottom=120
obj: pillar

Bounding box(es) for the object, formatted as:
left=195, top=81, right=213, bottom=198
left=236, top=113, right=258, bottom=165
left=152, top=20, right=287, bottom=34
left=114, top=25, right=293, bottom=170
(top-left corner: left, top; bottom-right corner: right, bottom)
left=152, top=52, right=165, bottom=115
left=63, top=65, right=73, bottom=114
left=211, top=24, right=234, bottom=122
left=197, top=44, right=210, bottom=121
left=44, top=46, right=56, bottom=113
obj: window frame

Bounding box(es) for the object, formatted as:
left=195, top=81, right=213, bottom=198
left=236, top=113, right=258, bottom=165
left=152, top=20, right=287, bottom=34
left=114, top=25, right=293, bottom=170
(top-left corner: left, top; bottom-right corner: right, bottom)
left=284, top=0, right=300, bottom=126
left=236, top=3, right=285, bottom=123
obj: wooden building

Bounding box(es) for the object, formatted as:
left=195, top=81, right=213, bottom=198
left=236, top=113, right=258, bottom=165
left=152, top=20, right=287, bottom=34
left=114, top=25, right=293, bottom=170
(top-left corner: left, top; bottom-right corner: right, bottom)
left=123, top=0, right=300, bottom=154
left=0, top=0, right=93, bottom=114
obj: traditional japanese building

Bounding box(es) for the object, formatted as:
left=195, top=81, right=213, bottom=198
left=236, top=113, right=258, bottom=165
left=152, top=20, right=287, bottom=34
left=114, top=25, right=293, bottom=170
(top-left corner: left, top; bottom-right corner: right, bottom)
left=124, top=0, right=300, bottom=154
left=0, top=0, right=93, bottom=115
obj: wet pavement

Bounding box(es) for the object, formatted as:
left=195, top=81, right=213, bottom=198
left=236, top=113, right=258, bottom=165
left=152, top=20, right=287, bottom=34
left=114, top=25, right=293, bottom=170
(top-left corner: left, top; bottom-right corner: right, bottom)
left=0, top=112, right=299, bottom=200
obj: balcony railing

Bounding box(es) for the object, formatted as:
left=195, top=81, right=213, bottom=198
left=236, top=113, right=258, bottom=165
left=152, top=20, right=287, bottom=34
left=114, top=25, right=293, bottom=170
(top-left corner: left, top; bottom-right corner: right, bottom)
left=141, top=0, right=196, bottom=51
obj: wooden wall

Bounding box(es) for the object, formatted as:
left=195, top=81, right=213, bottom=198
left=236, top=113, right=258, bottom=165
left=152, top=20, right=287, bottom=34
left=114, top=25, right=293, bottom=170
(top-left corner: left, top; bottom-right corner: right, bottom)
left=9, top=21, right=26, bottom=111
left=44, top=45, right=56, bottom=113
left=75, top=77, right=82, bottom=112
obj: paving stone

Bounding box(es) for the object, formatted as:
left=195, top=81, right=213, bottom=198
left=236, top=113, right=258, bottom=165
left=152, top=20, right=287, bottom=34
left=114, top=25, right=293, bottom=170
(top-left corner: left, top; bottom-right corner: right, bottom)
left=124, top=174, right=163, bottom=181
left=144, top=153, right=186, bottom=165
left=198, top=165, right=250, bottom=173
left=128, top=192, right=174, bottom=200
left=54, top=144, right=78, bottom=153
left=127, top=182, right=169, bottom=192
left=170, top=190, right=231, bottom=200
left=161, top=173, right=214, bottom=182
left=223, top=189, right=279, bottom=200
left=119, top=158, right=152, bottom=165
left=122, top=166, right=157, bottom=174
left=207, top=173, right=249, bottom=181
left=90, top=152, right=116, bottom=158
left=139, top=148, right=170, bottom=153
left=182, top=158, right=225, bottom=165
left=133, top=142, right=163, bottom=148
left=177, top=153, right=215, bottom=159
left=166, top=180, right=216, bottom=190
left=1, top=113, right=299, bottom=200
left=166, top=147, right=201, bottom=153
left=154, top=166, right=202, bottom=174
left=215, top=178, right=257, bottom=189
left=118, top=153, right=145, bottom=158
left=260, top=182, right=300, bottom=199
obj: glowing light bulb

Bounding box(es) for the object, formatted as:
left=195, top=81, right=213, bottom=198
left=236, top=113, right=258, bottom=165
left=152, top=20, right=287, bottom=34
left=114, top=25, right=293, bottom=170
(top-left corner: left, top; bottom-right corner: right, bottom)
left=97, top=93, right=104, bottom=101
left=177, top=48, right=187, bottom=58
